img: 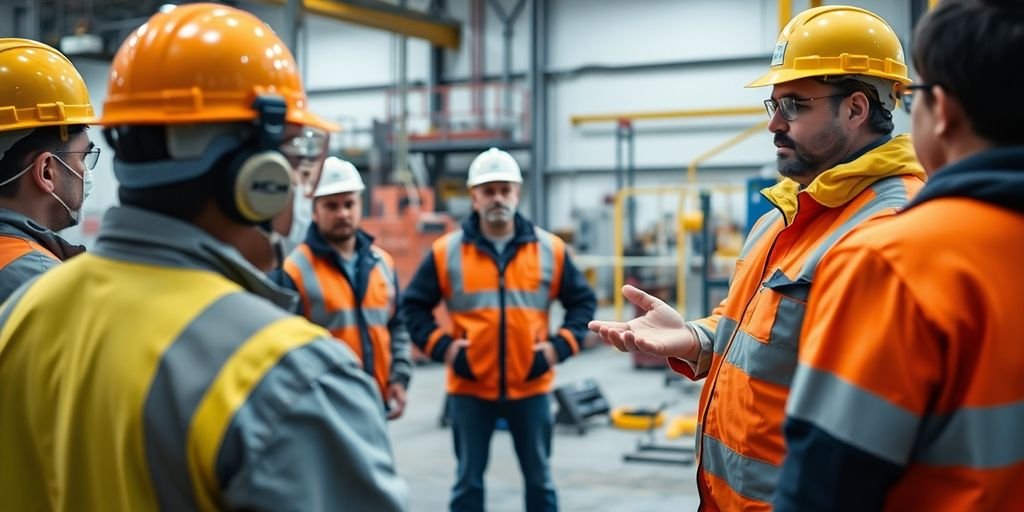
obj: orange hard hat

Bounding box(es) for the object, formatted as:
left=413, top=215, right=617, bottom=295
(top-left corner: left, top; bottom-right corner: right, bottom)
left=0, top=38, right=96, bottom=133
left=100, top=3, right=336, bottom=132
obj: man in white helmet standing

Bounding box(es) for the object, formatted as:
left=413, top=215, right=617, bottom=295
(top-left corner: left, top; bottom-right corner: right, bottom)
left=276, top=156, right=413, bottom=419
left=403, top=147, right=596, bottom=512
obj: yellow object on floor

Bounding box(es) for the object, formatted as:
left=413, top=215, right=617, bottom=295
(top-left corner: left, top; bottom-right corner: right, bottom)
left=610, top=406, right=666, bottom=430
left=666, top=413, right=699, bottom=439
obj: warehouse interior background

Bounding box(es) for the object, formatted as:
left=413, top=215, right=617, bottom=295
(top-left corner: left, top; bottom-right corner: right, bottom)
left=0, top=0, right=931, bottom=318
left=0, top=1, right=936, bottom=509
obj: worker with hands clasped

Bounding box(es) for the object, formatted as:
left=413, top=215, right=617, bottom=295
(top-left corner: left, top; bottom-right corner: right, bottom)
left=403, top=147, right=596, bottom=512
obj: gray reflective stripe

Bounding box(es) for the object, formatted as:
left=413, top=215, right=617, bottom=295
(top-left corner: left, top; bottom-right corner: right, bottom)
left=0, top=273, right=37, bottom=339
left=535, top=227, right=555, bottom=296
left=0, top=251, right=58, bottom=303
left=796, top=176, right=909, bottom=281
left=371, top=248, right=397, bottom=301
left=768, top=293, right=805, bottom=352
left=143, top=292, right=288, bottom=510
left=362, top=307, right=390, bottom=327
left=289, top=249, right=331, bottom=327
left=446, top=290, right=548, bottom=313
left=701, top=435, right=778, bottom=503
left=215, top=338, right=365, bottom=485
left=444, top=229, right=554, bottom=313
left=324, top=308, right=359, bottom=331
left=916, top=401, right=1024, bottom=469
left=724, top=329, right=797, bottom=388
left=787, top=364, right=920, bottom=466
left=444, top=231, right=465, bottom=294
left=739, top=209, right=782, bottom=260
left=712, top=316, right=739, bottom=355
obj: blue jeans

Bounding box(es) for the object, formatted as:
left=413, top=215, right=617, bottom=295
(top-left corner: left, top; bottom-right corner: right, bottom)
left=449, top=394, right=557, bottom=512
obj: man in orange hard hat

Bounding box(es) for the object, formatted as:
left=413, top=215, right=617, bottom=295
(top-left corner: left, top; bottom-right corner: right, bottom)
left=0, top=38, right=97, bottom=300
left=0, top=4, right=406, bottom=510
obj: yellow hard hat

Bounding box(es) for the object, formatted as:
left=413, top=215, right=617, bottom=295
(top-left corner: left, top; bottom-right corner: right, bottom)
left=0, top=38, right=96, bottom=133
left=746, top=5, right=910, bottom=89
left=100, top=3, right=336, bottom=132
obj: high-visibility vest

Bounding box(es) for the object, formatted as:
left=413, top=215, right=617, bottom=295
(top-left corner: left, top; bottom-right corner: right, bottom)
left=423, top=226, right=567, bottom=400
left=284, top=243, right=397, bottom=395
left=677, top=174, right=923, bottom=510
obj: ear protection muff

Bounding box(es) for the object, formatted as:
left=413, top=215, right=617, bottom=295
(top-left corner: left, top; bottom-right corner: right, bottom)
left=217, top=95, right=293, bottom=224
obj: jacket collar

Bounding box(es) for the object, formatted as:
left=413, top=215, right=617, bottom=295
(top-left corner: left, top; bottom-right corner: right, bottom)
left=905, top=145, right=1024, bottom=214
left=762, top=134, right=926, bottom=225
left=92, top=206, right=297, bottom=310
left=0, top=208, right=85, bottom=261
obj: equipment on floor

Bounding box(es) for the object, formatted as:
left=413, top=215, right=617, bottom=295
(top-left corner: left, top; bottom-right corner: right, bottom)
left=620, top=402, right=696, bottom=466
left=553, top=378, right=611, bottom=435
left=610, top=406, right=666, bottom=430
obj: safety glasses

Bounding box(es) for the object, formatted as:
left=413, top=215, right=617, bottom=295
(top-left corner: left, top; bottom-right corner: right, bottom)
left=764, top=92, right=854, bottom=121
left=54, top=147, right=101, bottom=171
left=279, top=126, right=330, bottom=197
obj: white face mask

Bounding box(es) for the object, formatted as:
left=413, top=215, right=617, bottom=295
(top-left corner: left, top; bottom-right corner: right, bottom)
left=0, top=154, right=91, bottom=227
left=50, top=154, right=91, bottom=226
left=287, top=189, right=313, bottom=248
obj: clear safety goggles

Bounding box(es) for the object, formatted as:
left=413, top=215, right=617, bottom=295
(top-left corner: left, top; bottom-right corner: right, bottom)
left=279, top=126, right=330, bottom=197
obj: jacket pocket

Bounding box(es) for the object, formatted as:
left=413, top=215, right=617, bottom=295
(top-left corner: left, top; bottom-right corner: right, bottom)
left=763, top=269, right=812, bottom=352
left=452, top=346, right=476, bottom=381
left=525, top=349, right=551, bottom=381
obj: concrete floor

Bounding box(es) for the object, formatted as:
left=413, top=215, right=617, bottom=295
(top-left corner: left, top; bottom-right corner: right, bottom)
left=388, top=338, right=702, bottom=511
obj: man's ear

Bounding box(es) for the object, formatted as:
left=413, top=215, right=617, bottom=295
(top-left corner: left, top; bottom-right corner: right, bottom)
left=929, top=86, right=962, bottom=141
left=29, top=152, right=57, bottom=194
left=847, top=91, right=870, bottom=127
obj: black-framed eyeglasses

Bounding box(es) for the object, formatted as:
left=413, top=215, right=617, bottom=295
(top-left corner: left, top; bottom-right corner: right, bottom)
left=899, top=84, right=934, bottom=114
left=55, top=147, right=101, bottom=171
left=764, top=92, right=854, bottom=122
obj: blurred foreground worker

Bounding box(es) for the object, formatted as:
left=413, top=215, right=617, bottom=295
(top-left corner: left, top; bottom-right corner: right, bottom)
left=589, top=5, right=925, bottom=510
left=0, top=38, right=97, bottom=299
left=403, top=147, right=596, bottom=512
left=0, top=4, right=406, bottom=511
left=277, top=156, right=413, bottom=420
left=777, top=1, right=1024, bottom=510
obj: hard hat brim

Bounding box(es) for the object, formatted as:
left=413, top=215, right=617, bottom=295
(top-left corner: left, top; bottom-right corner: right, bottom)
left=746, top=67, right=912, bottom=89
left=467, top=173, right=523, bottom=188
left=313, top=182, right=365, bottom=198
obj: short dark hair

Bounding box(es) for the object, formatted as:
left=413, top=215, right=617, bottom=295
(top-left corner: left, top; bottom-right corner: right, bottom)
left=822, top=78, right=895, bottom=135
left=913, top=0, right=1024, bottom=145
left=0, top=125, right=89, bottom=198
left=109, top=125, right=221, bottom=222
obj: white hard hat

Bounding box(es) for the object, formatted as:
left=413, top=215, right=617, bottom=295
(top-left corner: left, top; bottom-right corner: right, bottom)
left=314, top=156, right=365, bottom=197
left=466, top=148, right=522, bottom=187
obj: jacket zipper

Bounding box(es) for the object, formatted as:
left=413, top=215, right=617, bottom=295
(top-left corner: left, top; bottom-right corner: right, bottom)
left=695, top=200, right=793, bottom=491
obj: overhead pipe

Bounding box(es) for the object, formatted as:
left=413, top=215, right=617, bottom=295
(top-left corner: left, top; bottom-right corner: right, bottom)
left=487, top=0, right=527, bottom=129
left=571, top=106, right=763, bottom=125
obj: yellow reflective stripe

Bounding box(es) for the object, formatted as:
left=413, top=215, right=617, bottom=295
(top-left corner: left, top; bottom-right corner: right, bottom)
left=188, top=315, right=327, bottom=512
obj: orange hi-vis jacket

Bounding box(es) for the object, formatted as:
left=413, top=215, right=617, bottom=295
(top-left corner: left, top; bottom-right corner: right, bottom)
left=280, top=227, right=412, bottom=397
left=669, top=135, right=925, bottom=510
left=0, top=208, right=84, bottom=301
left=403, top=212, right=596, bottom=401
left=776, top=146, right=1024, bottom=511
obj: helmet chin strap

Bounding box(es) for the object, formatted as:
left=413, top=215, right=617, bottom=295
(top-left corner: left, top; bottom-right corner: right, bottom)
left=255, top=220, right=287, bottom=269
